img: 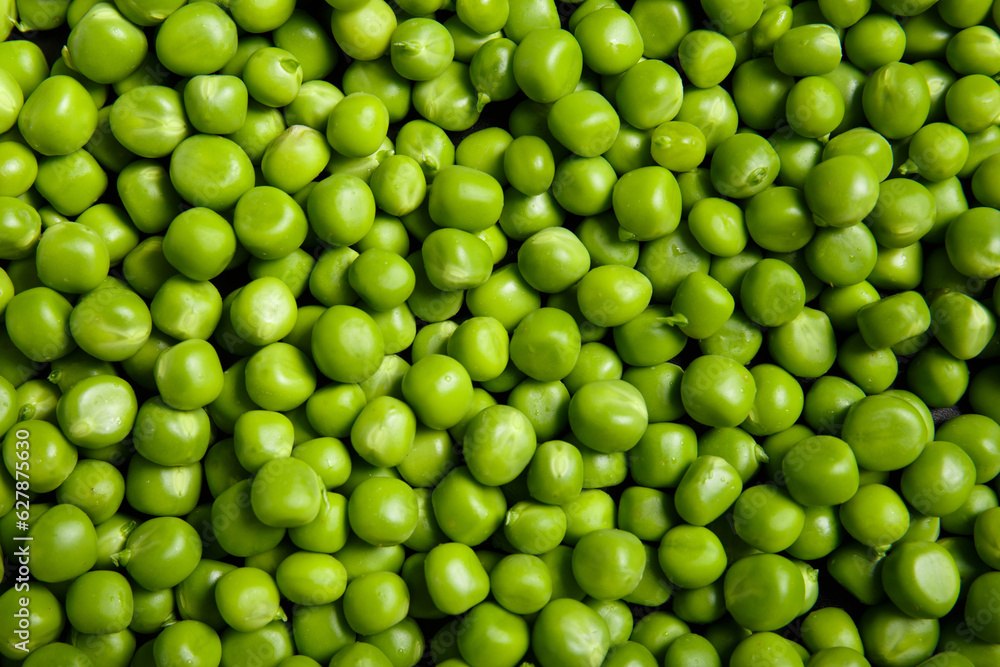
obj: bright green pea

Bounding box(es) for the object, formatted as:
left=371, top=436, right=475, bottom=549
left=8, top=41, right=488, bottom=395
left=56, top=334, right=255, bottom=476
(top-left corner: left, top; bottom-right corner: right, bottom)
left=34, top=149, right=108, bottom=217
left=259, top=125, right=331, bottom=195
left=786, top=76, right=845, bottom=138
left=428, top=164, right=504, bottom=232
left=512, top=27, right=582, bottom=103
left=6, top=286, right=77, bottom=363
left=863, top=62, right=931, bottom=140
left=611, top=60, right=682, bottom=133
left=390, top=18, right=455, bottom=82
left=773, top=23, right=842, bottom=76
left=805, top=224, right=879, bottom=287
left=18, top=75, right=98, bottom=157
left=327, top=92, right=389, bottom=159
left=701, top=0, right=763, bottom=35
left=330, top=0, right=397, bottom=60
left=679, top=30, right=736, bottom=88
left=155, top=2, right=237, bottom=76
left=710, top=132, right=780, bottom=199
left=725, top=554, right=806, bottom=634
left=413, top=61, right=481, bottom=132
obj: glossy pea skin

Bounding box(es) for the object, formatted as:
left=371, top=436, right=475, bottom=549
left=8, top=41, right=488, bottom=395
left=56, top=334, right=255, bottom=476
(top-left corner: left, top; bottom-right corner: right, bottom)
left=155, top=2, right=237, bottom=76
left=863, top=62, right=931, bottom=140
left=724, top=554, right=805, bottom=632
left=710, top=132, right=780, bottom=200
left=773, top=24, right=842, bottom=76
left=18, top=75, right=98, bottom=157
left=512, top=28, right=582, bottom=104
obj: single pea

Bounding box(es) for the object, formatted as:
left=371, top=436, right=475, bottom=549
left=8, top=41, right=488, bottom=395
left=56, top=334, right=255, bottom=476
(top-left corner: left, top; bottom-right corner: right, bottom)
left=390, top=18, right=455, bottom=82
left=805, top=155, right=880, bottom=227
left=329, top=0, right=397, bottom=61
left=155, top=2, right=237, bottom=76
left=863, top=62, right=931, bottom=140
left=615, top=60, right=683, bottom=132
left=710, top=132, right=780, bottom=199
left=65, top=570, right=133, bottom=635
left=773, top=23, right=842, bottom=76
left=471, top=37, right=518, bottom=109
left=17, top=75, right=98, bottom=157
left=725, top=554, right=805, bottom=632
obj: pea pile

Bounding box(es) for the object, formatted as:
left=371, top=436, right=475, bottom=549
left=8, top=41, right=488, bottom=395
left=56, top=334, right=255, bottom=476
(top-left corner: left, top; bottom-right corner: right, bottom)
left=4, top=0, right=1000, bottom=665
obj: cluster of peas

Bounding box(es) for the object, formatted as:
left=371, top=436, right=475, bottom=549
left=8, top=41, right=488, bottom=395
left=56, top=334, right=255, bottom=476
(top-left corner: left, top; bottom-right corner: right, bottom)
left=6, top=0, right=1000, bottom=664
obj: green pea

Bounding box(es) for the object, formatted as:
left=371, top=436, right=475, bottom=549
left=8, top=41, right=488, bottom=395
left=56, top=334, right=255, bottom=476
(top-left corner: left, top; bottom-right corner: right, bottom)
left=18, top=75, right=98, bottom=157
left=0, top=584, right=65, bottom=659
left=532, top=599, right=610, bottom=667
left=389, top=18, right=454, bottom=82
left=153, top=1, right=237, bottom=76
left=412, top=61, right=480, bottom=132
left=328, top=0, right=395, bottom=59
left=6, top=285, right=78, bottom=363
left=470, top=37, right=518, bottom=110
left=466, top=263, right=540, bottom=331
left=725, top=554, right=805, bottom=632
left=773, top=23, right=842, bottom=76
left=906, top=346, right=969, bottom=408
left=863, top=62, right=931, bottom=140
left=710, top=132, right=780, bottom=199
left=700, top=0, right=762, bottom=35
left=786, top=76, right=845, bottom=138
left=678, top=30, right=736, bottom=89
left=423, top=541, right=489, bottom=615
left=511, top=27, right=582, bottom=103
